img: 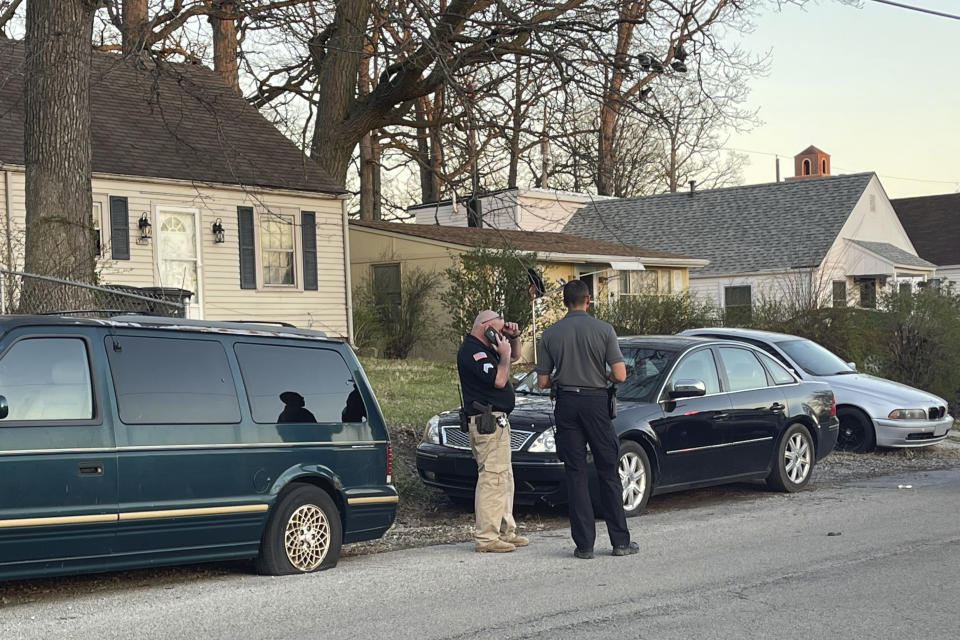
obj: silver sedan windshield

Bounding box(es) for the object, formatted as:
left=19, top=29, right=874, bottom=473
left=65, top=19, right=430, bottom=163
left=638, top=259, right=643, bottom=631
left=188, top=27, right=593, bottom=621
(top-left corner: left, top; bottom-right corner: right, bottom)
left=776, top=339, right=854, bottom=376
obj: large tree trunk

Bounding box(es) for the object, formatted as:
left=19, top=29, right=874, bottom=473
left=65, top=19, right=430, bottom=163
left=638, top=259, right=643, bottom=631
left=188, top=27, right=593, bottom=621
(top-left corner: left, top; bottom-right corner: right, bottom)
left=209, top=1, right=240, bottom=94
left=358, top=131, right=381, bottom=220
left=121, top=0, right=148, bottom=55
left=23, top=0, right=98, bottom=312
left=309, top=0, right=372, bottom=186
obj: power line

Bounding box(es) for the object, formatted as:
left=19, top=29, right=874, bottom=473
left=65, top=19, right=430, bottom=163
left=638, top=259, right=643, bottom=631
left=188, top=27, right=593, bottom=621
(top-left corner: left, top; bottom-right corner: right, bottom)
left=867, top=0, right=960, bottom=21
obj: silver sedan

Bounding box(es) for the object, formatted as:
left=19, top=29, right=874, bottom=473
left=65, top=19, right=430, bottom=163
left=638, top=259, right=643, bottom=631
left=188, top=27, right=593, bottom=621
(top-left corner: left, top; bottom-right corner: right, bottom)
left=681, top=328, right=954, bottom=452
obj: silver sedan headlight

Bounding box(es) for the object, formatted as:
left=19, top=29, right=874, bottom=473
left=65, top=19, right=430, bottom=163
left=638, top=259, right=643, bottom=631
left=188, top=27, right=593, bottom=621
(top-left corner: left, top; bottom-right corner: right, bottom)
left=887, top=409, right=927, bottom=420
left=527, top=428, right=556, bottom=453
left=423, top=415, right=441, bottom=444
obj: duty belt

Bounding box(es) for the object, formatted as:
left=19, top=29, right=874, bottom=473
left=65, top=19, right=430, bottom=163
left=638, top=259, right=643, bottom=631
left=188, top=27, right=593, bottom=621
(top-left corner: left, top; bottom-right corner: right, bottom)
left=556, top=385, right=608, bottom=396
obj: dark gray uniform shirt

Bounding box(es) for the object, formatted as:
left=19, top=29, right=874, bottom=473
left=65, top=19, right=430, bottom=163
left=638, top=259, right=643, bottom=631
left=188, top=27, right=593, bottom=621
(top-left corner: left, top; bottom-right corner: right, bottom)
left=535, top=310, right=624, bottom=388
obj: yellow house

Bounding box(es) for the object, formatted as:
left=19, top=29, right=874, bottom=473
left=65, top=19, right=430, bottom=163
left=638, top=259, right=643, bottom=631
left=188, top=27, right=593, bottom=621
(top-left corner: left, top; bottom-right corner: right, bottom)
left=350, top=221, right=708, bottom=360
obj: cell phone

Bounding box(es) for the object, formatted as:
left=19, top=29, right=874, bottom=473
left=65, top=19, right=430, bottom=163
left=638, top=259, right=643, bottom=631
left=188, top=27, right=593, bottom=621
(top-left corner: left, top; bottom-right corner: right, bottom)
left=484, top=327, right=500, bottom=346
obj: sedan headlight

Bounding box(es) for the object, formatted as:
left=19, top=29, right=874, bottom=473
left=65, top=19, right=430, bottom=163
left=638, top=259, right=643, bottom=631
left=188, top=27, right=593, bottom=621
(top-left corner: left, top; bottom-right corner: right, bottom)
left=423, top=415, right=441, bottom=444
left=527, top=428, right=556, bottom=453
left=887, top=409, right=926, bottom=420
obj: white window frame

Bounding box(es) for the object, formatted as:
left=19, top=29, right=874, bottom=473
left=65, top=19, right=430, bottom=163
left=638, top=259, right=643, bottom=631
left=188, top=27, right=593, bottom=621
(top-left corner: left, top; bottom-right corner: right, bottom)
left=254, top=207, right=303, bottom=290
left=92, top=195, right=109, bottom=259
left=153, top=205, right=204, bottom=318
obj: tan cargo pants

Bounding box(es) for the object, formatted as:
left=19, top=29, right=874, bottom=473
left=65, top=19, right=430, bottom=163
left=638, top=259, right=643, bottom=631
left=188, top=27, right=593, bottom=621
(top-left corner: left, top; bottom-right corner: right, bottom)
left=469, top=413, right=516, bottom=544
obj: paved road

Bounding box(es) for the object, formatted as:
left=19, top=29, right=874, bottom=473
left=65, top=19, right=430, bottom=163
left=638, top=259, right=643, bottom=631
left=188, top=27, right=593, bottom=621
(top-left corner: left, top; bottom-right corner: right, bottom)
left=3, top=467, right=959, bottom=640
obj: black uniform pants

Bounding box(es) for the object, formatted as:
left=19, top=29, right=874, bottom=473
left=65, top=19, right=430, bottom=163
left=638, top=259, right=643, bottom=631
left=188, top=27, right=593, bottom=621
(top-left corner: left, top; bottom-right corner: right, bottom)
left=554, top=393, right=630, bottom=551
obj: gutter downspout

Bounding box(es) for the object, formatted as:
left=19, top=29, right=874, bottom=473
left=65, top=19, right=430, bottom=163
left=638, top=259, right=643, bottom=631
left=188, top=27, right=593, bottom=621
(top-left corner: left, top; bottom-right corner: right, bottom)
left=340, top=196, right=354, bottom=346
left=3, top=170, right=14, bottom=314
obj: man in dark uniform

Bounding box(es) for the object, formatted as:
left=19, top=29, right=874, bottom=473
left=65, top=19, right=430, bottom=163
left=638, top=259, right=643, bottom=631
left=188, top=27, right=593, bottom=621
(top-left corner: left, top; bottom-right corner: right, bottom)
left=536, top=280, right=636, bottom=559
left=457, top=309, right=529, bottom=553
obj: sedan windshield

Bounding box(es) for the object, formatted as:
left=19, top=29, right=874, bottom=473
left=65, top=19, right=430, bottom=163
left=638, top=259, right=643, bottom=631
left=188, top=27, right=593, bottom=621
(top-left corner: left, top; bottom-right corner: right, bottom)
left=514, top=370, right=549, bottom=395
left=775, top=339, right=855, bottom=376
left=617, top=347, right=677, bottom=402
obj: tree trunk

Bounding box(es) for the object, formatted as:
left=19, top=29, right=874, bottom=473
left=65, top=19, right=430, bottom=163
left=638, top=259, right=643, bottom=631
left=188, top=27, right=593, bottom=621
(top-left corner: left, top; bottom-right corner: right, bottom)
left=415, top=98, right=434, bottom=203
left=358, top=131, right=382, bottom=220
left=209, top=1, right=240, bottom=94
left=121, top=0, right=148, bottom=55
left=309, top=0, right=372, bottom=186
left=23, top=0, right=98, bottom=312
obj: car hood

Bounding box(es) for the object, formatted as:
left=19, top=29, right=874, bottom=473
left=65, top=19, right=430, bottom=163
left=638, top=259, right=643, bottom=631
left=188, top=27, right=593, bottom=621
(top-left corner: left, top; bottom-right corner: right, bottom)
left=818, top=373, right=947, bottom=407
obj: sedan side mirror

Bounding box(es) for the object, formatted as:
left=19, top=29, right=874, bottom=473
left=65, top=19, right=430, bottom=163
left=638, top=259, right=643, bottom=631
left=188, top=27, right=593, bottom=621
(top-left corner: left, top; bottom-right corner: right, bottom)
left=668, top=379, right=706, bottom=399
left=846, top=361, right=857, bottom=371
left=0, top=395, right=7, bottom=419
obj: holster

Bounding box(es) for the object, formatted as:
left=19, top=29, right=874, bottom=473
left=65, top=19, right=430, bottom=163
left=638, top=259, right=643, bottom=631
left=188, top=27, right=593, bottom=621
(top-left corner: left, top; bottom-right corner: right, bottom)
left=471, top=401, right=497, bottom=434
left=608, top=386, right=617, bottom=419
left=458, top=407, right=469, bottom=433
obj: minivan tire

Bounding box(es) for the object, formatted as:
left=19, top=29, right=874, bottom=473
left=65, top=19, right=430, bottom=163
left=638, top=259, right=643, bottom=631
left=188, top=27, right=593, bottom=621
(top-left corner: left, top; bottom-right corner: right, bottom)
left=256, top=485, right=342, bottom=575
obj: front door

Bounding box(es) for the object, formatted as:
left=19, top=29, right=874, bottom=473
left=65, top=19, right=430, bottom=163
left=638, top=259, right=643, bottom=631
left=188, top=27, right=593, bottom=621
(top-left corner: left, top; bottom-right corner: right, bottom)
left=0, top=331, right=118, bottom=575
left=157, top=209, right=202, bottom=318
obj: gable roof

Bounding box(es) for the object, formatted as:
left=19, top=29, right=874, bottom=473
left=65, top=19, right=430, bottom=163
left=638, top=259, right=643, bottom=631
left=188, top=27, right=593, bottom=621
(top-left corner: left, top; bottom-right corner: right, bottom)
left=891, top=193, right=960, bottom=266
left=847, top=240, right=936, bottom=269
left=350, top=220, right=702, bottom=263
left=562, top=173, right=876, bottom=276
left=0, top=39, right=343, bottom=194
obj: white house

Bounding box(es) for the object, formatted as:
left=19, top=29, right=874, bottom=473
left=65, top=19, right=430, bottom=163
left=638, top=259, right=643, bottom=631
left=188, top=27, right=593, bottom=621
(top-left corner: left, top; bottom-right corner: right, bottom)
left=0, top=39, right=352, bottom=339
left=562, top=148, right=936, bottom=313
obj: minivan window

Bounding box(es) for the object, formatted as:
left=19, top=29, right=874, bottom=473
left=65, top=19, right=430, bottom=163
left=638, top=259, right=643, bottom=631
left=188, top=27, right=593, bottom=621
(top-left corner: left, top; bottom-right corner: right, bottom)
left=719, top=347, right=769, bottom=392
left=0, top=338, right=93, bottom=421
left=106, top=336, right=241, bottom=424
left=235, top=343, right=366, bottom=424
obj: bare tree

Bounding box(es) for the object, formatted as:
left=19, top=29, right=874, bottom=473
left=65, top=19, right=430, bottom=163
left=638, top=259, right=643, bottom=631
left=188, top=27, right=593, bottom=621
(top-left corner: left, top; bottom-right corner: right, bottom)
left=22, top=0, right=99, bottom=308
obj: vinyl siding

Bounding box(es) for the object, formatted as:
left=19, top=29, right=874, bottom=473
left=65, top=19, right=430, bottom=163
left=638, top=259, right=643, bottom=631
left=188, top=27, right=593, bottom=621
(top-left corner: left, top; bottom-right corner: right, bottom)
left=0, top=169, right=348, bottom=337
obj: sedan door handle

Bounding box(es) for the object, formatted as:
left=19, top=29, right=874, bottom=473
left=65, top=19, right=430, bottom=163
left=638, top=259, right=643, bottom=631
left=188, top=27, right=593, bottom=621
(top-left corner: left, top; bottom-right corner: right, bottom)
left=770, top=403, right=785, bottom=413
left=713, top=413, right=730, bottom=421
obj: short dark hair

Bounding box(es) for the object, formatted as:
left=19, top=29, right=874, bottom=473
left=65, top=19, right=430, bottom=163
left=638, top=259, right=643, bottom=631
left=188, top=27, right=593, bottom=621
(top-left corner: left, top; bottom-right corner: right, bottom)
left=563, top=279, right=590, bottom=307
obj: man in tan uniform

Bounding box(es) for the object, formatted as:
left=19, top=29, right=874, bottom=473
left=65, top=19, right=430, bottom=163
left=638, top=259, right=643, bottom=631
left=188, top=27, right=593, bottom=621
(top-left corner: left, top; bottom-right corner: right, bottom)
left=456, top=310, right=529, bottom=553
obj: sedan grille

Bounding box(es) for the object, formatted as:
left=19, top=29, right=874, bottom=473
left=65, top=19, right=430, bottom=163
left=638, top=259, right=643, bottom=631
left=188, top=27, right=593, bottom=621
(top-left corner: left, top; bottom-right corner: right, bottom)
left=440, top=426, right=536, bottom=451
left=928, top=406, right=946, bottom=420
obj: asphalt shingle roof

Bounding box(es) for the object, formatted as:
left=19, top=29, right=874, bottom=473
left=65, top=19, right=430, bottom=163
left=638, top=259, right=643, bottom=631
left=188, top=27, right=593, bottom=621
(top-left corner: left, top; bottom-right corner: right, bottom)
left=350, top=220, right=698, bottom=262
left=0, top=39, right=343, bottom=194
left=562, top=173, right=876, bottom=276
left=892, top=193, right=960, bottom=267
left=848, top=240, right=936, bottom=269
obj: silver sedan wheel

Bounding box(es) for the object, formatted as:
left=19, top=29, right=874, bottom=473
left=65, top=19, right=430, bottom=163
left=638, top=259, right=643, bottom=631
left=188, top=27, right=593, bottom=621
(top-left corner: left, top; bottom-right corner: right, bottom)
left=284, top=503, right=330, bottom=572
left=784, top=431, right=812, bottom=485
left=619, top=451, right=647, bottom=511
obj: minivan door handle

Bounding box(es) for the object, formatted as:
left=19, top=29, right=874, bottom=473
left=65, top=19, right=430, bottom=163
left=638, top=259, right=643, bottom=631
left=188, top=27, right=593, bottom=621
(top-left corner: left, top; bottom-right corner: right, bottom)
left=78, top=462, right=104, bottom=476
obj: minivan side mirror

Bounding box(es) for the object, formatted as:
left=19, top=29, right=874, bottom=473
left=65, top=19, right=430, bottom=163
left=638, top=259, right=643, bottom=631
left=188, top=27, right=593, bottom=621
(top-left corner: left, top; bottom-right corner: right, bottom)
left=668, top=379, right=707, bottom=399
left=0, top=395, right=7, bottom=419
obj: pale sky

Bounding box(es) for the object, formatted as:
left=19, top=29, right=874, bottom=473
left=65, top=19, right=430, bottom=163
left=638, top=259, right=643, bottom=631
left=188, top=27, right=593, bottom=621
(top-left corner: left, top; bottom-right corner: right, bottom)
left=724, top=0, right=960, bottom=198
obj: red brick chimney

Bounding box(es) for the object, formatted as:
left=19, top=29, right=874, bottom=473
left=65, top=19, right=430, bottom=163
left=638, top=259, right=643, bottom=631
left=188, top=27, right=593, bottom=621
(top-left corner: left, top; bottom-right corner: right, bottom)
left=793, top=146, right=830, bottom=179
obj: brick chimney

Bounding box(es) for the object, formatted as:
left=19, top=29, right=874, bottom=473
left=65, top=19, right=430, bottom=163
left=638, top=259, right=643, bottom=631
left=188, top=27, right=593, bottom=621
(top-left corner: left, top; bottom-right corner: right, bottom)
left=793, top=146, right=830, bottom=179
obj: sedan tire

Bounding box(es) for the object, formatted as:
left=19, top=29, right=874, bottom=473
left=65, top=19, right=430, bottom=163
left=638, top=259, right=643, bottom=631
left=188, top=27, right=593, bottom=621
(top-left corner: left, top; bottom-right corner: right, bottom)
left=767, top=424, right=814, bottom=492
left=836, top=406, right=876, bottom=453
left=618, top=440, right=652, bottom=517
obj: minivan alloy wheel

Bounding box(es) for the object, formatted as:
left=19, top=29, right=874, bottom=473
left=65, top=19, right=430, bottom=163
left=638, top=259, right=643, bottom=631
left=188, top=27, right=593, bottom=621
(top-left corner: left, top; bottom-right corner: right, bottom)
left=284, top=504, right=330, bottom=571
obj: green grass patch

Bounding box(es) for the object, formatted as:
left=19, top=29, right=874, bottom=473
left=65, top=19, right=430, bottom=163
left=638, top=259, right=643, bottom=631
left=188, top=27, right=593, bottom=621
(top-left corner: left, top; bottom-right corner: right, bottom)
left=360, top=357, right=460, bottom=429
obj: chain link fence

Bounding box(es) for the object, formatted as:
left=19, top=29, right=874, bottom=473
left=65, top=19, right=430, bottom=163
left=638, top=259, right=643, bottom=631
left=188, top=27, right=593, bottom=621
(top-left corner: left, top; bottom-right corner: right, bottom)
left=1, top=270, right=191, bottom=318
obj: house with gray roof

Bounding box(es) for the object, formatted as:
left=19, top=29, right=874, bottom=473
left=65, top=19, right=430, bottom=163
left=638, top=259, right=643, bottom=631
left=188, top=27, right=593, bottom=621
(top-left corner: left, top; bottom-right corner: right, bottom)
left=892, top=193, right=960, bottom=288
left=0, top=39, right=352, bottom=338
left=563, top=155, right=936, bottom=312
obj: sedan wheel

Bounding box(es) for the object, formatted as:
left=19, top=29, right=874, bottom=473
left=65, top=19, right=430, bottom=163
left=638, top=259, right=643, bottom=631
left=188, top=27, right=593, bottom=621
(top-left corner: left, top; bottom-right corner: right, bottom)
left=617, top=440, right=652, bottom=517
left=836, top=407, right=876, bottom=453
left=767, top=423, right=814, bottom=492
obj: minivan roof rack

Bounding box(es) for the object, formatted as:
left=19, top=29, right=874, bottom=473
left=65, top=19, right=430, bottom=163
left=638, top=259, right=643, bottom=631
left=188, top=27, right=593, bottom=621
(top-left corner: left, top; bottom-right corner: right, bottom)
left=109, top=315, right=328, bottom=339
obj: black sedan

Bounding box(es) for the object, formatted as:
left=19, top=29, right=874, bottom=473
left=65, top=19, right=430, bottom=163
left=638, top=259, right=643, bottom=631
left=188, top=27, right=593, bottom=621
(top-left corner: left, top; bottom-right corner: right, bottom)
left=416, top=336, right=839, bottom=516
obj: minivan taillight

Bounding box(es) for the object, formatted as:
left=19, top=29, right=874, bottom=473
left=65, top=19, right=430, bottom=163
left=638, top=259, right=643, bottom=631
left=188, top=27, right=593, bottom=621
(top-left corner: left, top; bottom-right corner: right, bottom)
left=830, top=395, right=837, bottom=417
left=386, top=444, right=392, bottom=484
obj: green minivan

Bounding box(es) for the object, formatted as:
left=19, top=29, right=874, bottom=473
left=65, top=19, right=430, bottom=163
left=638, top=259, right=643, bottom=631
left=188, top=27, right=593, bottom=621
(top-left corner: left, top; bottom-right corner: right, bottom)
left=0, top=315, right=396, bottom=580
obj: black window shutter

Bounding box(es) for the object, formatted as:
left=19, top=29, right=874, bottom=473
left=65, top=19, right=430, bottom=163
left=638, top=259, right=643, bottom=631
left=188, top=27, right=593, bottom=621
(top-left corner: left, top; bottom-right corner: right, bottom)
left=109, top=196, right=130, bottom=260
left=238, top=206, right=256, bottom=289
left=301, top=211, right=318, bottom=291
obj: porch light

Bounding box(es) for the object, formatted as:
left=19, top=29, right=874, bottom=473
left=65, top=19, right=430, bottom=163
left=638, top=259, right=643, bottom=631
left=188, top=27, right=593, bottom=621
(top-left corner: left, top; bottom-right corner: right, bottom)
left=137, top=213, right=152, bottom=244
left=212, top=218, right=225, bottom=244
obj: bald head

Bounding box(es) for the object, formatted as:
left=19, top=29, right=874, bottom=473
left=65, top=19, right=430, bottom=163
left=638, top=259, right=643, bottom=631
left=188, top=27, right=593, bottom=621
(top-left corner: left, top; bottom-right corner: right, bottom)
left=472, top=310, right=501, bottom=331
